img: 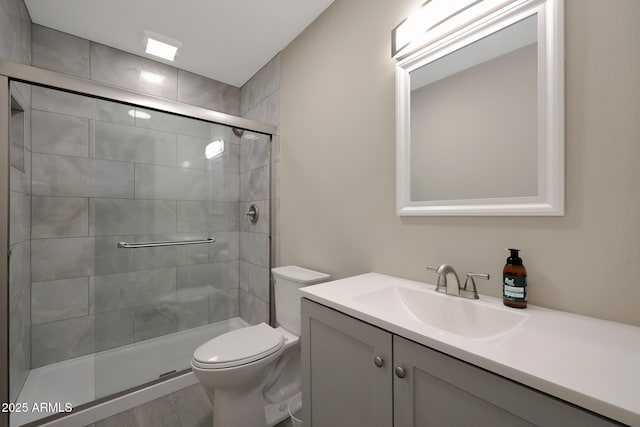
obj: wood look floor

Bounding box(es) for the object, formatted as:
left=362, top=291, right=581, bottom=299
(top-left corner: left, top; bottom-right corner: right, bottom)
left=86, top=384, right=293, bottom=427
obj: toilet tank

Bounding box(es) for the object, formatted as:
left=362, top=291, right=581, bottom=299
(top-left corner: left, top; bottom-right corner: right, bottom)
left=272, top=266, right=330, bottom=336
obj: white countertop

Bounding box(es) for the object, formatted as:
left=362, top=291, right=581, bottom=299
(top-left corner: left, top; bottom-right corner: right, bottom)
left=300, top=273, right=640, bottom=426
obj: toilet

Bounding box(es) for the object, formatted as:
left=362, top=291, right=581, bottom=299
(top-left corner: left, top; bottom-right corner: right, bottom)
left=191, top=266, right=330, bottom=427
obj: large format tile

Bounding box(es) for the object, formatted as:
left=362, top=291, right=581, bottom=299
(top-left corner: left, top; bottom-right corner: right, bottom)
left=0, top=10, right=31, bottom=65
left=239, top=232, right=269, bottom=267
left=209, top=170, right=240, bottom=202
left=10, top=149, right=30, bottom=194
left=31, top=196, right=89, bottom=238
left=177, top=70, right=240, bottom=115
left=133, top=296, right=210, bottom=342
left=31, top=237, right=94, bottom=282
left=240, top=165, right=269, bottom=202
left=210, top=289, right=239, bottom=323
left=176, top=261, right=239, bottom=297
left=91, top=43, right=178, bottom=99
left=239, top=290, right=268, bottom=325
left=32, top=86, right=94, bottom=119
left=91, top=268, right=177, bottom=313
left=95, top=100, right=135, bottom=126
left=247, top=262, right=269, bottom=302
left=31, top=109, right=89, bottom=157
left=31, top=277, right=89, bottom=325
left=32, top=154, right=134, bottom=198
left=209, top=231, right=240, bottom=262
left=240, top=136, right=270, bottom=173
left=177, top=201, right=239, bottom=233
left=32, top=24, right=90, bottom=78
left=31, top=316, right=95, bottom=368
left=94, top=235, right=135, bottom=275
left=241, top=90, right=280, bottom=127
left=1, top=0, right=31, bottom=21
left=177, top=134, right=240, bottom=171
left=95, top=309, right=134, bottom=352
left=135, top=108, right=209, bottom=139
left=132, top=233, right=211, bottom=270
left=9, top=190, right=29, bottom=244
left=240, top=54, right=280, bottom=115
left=134, top=164, right=208, bottom=201
left=92, top=199, right=177, bottom=236
left=90, top=384, right=213, bottom=427
left=9, top=239, right=30, bottom=402
left=94, top=121, right=177, bottom=166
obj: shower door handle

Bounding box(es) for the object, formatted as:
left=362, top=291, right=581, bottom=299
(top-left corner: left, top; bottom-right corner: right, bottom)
left=117, top=237, right=215, bottom=248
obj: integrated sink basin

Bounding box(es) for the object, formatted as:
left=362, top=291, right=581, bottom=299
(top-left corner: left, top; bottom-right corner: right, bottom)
left=352, top=283, right=529, bottom=339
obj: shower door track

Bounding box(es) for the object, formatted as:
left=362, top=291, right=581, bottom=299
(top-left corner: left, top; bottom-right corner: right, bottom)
left=0, top=59, right=277, bottom=427
left=0, top=60, right=276, bottom=135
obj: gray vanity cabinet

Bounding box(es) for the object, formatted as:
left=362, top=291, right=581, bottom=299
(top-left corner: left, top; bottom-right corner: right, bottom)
left=301, top=299, right=393, bottom=427
left=393, top=335, right=619, bottom=426
left=302, top=299, right=622, bottom=427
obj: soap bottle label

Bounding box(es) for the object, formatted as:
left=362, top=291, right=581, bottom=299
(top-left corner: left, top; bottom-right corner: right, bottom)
left=503, top=274, right=527, bottom=302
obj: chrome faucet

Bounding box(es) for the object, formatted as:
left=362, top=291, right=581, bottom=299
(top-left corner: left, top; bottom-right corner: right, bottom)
left=426, top=264, right=489, bottom=300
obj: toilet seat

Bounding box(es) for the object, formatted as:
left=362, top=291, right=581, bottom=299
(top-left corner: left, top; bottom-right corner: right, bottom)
left=192, top=323, right=284, bottom=369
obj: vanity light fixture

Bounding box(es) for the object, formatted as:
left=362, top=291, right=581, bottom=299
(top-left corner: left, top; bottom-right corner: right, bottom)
left=205, top=140, right=225, bottom=160
left=391, top=0, right=517, bottom=59
left=144, top=30, right=182, bottom=61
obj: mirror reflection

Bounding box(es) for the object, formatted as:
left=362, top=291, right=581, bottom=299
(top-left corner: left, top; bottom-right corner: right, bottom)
left=409, top=15, right=538, bottom=202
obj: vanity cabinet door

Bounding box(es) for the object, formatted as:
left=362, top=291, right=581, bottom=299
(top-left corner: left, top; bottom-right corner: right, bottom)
left=301, top=299, right=393, bottom=427
left=393, top=336, right=621, bottom=427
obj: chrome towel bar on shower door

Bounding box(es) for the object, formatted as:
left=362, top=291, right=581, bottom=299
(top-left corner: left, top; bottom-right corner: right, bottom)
left=117, top=237, right=215, bottom=249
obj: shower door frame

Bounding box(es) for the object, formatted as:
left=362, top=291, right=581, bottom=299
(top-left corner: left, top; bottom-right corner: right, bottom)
left=0, top=59, right=277, bottom=426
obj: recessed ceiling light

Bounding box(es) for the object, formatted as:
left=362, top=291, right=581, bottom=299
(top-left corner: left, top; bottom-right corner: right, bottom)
left=144, top=30, right=182, bottom=61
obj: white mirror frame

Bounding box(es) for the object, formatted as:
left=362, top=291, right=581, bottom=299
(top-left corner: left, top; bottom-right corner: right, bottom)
left=396, top=0, right=564, bottom=216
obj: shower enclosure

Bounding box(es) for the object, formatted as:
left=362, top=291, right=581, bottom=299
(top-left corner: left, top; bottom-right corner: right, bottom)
left=1, top=60, right=275, bottom=426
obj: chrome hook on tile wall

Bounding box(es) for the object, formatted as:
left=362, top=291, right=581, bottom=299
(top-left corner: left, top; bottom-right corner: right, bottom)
left=246, top=204, right=259, bottom=224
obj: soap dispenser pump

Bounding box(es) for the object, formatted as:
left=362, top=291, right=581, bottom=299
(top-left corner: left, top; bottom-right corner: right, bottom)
left=503, top=248, right=527, bottom=309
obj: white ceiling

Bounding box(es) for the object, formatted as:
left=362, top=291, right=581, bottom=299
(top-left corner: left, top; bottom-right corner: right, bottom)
left=24, top=0, right=335, bottom=87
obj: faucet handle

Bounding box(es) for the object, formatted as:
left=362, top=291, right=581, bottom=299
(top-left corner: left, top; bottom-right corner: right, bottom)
left=461, top=273, right=490, bottom=299
left=426, top=265, right=447, bottom=293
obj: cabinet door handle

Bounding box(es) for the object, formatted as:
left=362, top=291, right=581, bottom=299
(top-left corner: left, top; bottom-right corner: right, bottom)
left=374, top=356, right=384, bottom=367
left=394, top=366, right=406, bottom=378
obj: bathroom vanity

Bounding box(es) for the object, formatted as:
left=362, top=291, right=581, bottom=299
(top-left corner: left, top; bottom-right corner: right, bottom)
left=300, top=274, right=639, bottom=426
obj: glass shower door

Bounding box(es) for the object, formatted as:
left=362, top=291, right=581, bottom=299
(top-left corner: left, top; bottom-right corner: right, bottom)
left=18, top=83, right=245, bottom=407
left=90, top=103, right=244, bottom=398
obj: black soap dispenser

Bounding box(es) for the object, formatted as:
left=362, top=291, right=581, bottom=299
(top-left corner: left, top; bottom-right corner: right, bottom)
left=503, top=249, right=527, bottom=309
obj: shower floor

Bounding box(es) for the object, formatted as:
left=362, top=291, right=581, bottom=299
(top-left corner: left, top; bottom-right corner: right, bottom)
left=12, top=317, right=248, bottom=427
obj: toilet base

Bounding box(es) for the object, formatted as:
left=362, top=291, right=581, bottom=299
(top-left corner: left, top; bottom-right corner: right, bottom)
left=213, top=386, right=266, bottom=427
left=209, top=390, right=296, bottom=427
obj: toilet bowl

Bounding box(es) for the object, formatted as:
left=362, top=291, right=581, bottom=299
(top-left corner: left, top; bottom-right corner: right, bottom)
left=191, top=266, right=330, bottom=427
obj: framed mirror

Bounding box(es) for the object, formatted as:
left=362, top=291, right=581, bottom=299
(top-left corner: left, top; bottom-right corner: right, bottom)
left=395, top=0, right=564, bottom=216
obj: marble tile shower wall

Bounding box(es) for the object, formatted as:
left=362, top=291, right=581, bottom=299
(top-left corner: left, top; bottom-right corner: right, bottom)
left=29, top=87, right=242, bottom=367
left=1, top=0, right=32, bottom=403
left=28, top=24, right=250, bottom=367
left=239, top=55, right=281, bottom=325
left=9, top=81, right=32, bottom=402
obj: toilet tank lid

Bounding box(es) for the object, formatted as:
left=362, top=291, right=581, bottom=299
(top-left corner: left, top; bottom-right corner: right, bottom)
left=271, top=266, right=331, bottom=284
